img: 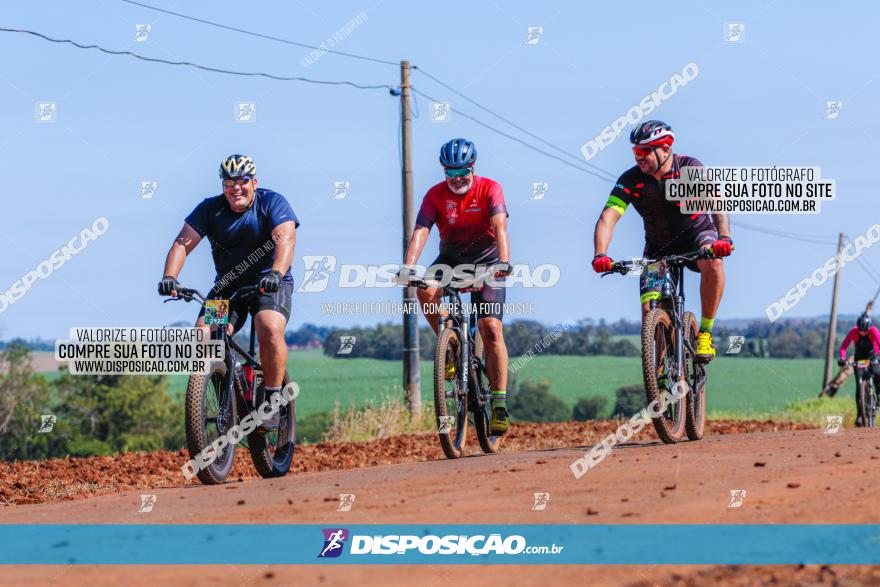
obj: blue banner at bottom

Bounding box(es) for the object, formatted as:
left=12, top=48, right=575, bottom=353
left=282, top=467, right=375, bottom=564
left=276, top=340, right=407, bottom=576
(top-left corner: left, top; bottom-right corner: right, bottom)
left=0, top=524, right=877, bottom=564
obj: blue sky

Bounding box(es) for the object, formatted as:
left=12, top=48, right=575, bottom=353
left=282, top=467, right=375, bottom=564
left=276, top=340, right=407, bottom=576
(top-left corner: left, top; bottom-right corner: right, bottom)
left=0, top=0, right=878, bottom=340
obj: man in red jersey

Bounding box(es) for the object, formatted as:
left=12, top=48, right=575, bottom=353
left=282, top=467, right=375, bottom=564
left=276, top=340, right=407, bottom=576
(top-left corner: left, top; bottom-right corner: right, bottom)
left=402, top=138, right=512, bottom=434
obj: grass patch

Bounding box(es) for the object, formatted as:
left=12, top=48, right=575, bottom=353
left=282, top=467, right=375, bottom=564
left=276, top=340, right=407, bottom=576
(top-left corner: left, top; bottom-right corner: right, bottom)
left=323, top=394, right=435, bottom=443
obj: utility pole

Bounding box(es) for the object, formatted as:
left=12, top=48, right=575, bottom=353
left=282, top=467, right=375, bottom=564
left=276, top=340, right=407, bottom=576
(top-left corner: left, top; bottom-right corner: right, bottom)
left=400, top=60, right=421, bottom=417
left=823, top=232, right=845, bottom=389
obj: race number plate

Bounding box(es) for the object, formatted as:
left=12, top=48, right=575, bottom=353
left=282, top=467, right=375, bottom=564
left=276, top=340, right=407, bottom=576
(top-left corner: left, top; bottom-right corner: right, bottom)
left=644, top=262, right=665, bottom=288
left=204, top=299, right=230, bottom=325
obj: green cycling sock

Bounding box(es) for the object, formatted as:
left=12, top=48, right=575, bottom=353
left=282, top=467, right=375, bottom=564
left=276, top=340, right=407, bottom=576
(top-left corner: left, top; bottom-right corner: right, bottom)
left=700, top=317, right=715, bottom=333
left=491, top=390, right=507, bottom=406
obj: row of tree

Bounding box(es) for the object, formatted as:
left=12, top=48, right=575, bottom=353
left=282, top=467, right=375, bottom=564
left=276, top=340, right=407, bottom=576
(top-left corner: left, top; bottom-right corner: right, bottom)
left=314, top=316, right=861, bottom=360
left=0, top=343, right=182, bottom=462
left=320, top=320, right=641, bottom=360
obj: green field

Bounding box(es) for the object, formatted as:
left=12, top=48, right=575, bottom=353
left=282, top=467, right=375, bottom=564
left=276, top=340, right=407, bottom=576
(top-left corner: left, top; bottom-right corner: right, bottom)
left=38, top=349, right=830, bottom=419
left=161, top=350, right=825, bottom=419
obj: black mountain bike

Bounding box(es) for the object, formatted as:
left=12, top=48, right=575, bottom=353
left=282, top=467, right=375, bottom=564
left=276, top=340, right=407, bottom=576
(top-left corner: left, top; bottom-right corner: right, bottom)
left=409, top=276, right=502, bottom=459
left=845, top=358, right=879, bottom=428
left=164, top=284, right=296, bottom=484
left=603, top=249, right=715, bottom=443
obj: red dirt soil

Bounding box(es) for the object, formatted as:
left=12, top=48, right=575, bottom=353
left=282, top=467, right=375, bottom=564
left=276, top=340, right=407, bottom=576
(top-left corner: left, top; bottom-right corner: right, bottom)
left=1, top=419, right=812, bottom=506
left=3, top=420, right=879, bottom=587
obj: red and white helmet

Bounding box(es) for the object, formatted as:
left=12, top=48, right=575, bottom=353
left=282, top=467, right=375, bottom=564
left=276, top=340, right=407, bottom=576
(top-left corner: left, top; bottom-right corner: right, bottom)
left=630, top=120, right=675, bottom=147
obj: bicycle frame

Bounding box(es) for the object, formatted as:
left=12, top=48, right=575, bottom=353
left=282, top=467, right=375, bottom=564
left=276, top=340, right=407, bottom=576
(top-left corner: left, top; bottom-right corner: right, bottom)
left=436, top=286, right=491, bottom=412
left=607, top=249, right=712, bottom=392
left=851, top=361, right=878, bottom=420
left=169, top=285, right=263, bottom=417
left=647, top=260, right=692, bottom=384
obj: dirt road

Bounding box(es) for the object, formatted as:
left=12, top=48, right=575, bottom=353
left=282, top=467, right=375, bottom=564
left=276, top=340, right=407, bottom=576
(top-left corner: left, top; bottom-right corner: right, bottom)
left=3, top=425, right=879, bottom=585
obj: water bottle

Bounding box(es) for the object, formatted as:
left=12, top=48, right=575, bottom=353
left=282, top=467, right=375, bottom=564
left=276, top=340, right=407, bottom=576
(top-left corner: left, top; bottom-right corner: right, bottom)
left=242, top=364, right=255, bottom=402
left=233, top=361, right=248, bottom=395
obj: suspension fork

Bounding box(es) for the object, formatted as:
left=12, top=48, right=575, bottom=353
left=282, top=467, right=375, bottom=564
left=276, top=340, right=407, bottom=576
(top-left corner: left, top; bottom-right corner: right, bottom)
left=440, top=292, right=468, bottom=394
left=219, top=330, right=235, bottom=431
left=671, top=264, right=686, bottom=382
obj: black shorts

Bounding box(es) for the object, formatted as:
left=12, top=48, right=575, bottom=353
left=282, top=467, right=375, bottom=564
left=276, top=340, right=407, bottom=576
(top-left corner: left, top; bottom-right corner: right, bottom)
left=639, top=229, right=718, bottom=304
left=197, top=281, right=293, bottom=333
left=427, top=254, right=506, bottom=321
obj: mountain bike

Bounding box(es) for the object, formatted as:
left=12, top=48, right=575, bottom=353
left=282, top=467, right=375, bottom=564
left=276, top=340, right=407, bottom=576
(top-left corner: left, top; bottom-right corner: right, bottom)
left=408, top=275, right=502, bottom=459
left=602, top=249, right=716, bottom=443
left=163, top=283, right=296, bottom=484
left=845, top=358, right=879, bottom=428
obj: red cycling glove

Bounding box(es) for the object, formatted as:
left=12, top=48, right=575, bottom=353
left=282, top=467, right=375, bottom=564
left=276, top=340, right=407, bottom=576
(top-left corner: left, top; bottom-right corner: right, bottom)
left=592, top=254, right=613, bottom=273
left=712, top=236, right=734, bottom=257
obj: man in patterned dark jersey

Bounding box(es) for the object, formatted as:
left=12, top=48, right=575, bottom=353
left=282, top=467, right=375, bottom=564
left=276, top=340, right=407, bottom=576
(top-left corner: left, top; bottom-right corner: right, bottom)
left=591, top=121, right=733, bottom=361
left=401, top=138, right=513, bottom=434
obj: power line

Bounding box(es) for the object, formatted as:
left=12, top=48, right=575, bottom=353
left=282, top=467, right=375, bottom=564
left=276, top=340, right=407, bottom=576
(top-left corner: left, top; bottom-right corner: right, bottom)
left=845, top=236, right=880, bottom=284
left=120, top=0, right=399, bottom=67
left=731, top=219, right=838, bottom=245
left=0, top=28, right=395, bottom=91
left=121, top=1, right=619, bottom=183
left=414, top=66, right=617, bottom=181
left=412, top=87, right=615, bottom=182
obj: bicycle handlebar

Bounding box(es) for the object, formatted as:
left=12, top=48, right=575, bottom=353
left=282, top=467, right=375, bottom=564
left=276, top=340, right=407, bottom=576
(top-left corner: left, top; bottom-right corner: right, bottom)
left=844, top=358, right=880, bottom=368
left=401, top=274, right=488, bottom=293
left=162, top=283, right=261, bottom=306
left=600, top=247, right=722, bottom=278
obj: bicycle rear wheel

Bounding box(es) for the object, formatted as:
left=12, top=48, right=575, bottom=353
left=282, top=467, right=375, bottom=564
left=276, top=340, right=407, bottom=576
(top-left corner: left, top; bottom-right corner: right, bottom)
left=473, top=331, right=502, bottom=454
left=641, top=308, right=686, bottom=444
left=434, top=328, right=468, bottom=459
left=247, top=369, right=296, bottom=478
left=185, top=362, right=237, bottom=485
left=683, top=311, right=706, bottom=440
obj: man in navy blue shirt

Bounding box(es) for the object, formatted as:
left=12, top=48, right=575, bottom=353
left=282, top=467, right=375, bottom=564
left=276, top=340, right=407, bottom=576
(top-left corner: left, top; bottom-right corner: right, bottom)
left=158, top=154, right=299, bottom=424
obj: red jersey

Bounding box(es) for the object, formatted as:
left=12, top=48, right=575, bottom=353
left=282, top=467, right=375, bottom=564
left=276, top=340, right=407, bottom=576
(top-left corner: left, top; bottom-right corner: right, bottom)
left=415, top=175, right=508, bottom=261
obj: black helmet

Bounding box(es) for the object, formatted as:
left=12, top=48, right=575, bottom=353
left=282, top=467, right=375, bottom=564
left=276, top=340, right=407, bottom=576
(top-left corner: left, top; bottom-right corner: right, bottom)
left=858, top=314, right=872, bottom=332
left=439, top=138, right=477, bottom=168
left=630, top=120, right=675, bottom=146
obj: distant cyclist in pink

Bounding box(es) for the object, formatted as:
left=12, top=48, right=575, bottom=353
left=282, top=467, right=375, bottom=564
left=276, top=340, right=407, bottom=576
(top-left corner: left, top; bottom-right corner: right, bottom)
left=401, top=138, right=512, bottom=434
left=838, top=313, right=880, bottom=425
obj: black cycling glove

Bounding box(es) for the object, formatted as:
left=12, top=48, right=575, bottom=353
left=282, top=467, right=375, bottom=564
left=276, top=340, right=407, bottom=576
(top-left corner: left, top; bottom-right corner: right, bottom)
left=259, top=270, right=283, bottom=293
left=158, top=275, right=179, bottom=296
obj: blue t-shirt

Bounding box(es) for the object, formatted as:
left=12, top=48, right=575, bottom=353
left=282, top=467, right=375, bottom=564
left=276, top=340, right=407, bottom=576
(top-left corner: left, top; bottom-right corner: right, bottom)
left=184, top=188, right=299, bottom=289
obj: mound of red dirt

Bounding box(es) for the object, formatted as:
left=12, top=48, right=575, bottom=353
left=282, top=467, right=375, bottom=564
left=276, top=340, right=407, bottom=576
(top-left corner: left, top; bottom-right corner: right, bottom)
left=0, top=419, right=813, bottom=506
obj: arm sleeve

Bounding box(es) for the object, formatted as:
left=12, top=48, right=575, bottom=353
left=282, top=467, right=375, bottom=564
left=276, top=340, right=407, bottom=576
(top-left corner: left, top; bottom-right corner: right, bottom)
left=606, top=174, right=634, bottom=216
left=184, top=199, right=211, bottom=237
left=415, top=195, right=436, bottom=229
left=267, top=193, right=300, bottom=229
left=839, top=328, right=858, bottom=360
left=487, top=181, right=508, bottom=217
left=869, top=327, right=880, bottom=355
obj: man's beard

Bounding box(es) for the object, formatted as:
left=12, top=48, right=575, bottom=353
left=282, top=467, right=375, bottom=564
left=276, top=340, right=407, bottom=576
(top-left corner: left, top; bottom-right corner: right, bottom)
left=448, top=177, right=473, bottom=195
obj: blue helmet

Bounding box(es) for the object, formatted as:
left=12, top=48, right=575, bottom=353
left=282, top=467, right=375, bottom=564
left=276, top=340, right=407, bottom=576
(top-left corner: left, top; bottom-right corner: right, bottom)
left=439, top=138, right=477, bottom=168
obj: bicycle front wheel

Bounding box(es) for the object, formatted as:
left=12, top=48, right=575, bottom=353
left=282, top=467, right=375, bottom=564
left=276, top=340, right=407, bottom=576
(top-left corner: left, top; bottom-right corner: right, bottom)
left=185, top=362, right=237, bottom=485
left=434, top=328, right=468, bottom=459
left=642, top=308, right=686, bottom=444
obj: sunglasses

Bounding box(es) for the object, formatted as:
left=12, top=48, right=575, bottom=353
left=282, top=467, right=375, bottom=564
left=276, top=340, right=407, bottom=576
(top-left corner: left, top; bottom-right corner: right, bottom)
left=444, top=167, right=473, bottom=178
left=222, top=176, right=254, bottom=188
left=632, top=146, right=655, bottom=157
